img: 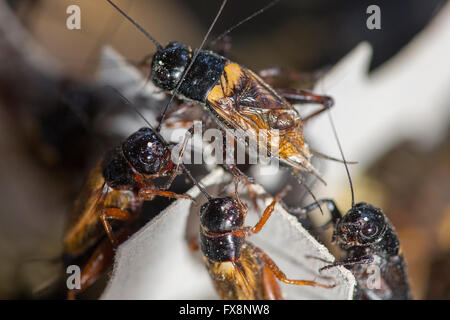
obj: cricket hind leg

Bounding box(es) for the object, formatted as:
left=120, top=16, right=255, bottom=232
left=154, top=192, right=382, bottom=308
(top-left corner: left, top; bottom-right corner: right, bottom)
left=100, top=208, right=134, bottom=246
left=254, top=247, right=335, bottom=289
left=257, top=67, right=334, bottom=122
left=262, top=264, right=284, bottom=300
left=258, top=67, right=324, bottom=89
left=66, top=228, right=132, bottom=300
left=67, top=239, right=114, bottom=300
left=275, top=88, right=334, bottom=123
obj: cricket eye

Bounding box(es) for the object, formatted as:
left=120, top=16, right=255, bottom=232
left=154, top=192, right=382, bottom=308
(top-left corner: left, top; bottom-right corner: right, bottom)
left=360, top=222, right=379, bottom=240
left=156, top=68, right=169, bottom=82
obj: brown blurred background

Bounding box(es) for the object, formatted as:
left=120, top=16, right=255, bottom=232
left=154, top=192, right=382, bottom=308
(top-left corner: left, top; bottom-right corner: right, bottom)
left=0, top=0, right=449, bottom=299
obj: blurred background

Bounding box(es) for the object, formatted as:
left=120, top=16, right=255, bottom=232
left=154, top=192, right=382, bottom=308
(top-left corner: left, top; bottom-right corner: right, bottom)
left=0, top=0, right=449, bottom=299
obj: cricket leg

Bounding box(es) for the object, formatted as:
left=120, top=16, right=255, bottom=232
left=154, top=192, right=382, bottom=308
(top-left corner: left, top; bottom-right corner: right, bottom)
left=66, top=228, right=132, bottom=300
left=262, top=264, right=284, bottom=300
left=100, top=208, right=133, bottom=246
left=220, top=131, right=259, bottom=209
left=255, top=247, right=335, bottom=289
left=240, top=186, right=290, bottom=236
left=284, top=198, right=342, bottom=225
left=275, top=88, right=334, bottom=123
left=138, top=188, right=193, bottom=202
left=319, top=256, right=374, bottom=272
left=258, top=67, right=324, bottom=88
left=187, top=236, right=199, bottom=251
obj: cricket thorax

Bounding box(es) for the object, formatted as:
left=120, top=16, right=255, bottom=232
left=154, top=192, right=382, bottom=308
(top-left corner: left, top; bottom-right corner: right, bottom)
left=151, top=42, right=227, bottom=103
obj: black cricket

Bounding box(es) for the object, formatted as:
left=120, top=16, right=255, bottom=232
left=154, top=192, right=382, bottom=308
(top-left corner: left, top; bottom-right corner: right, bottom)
left=289, top=199, right=412, bottom=300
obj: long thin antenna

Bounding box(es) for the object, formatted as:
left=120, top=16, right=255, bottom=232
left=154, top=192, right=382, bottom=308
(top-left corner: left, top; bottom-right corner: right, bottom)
left=107, top=86, right=154, bottom=128
left=105, top=0, right=163, bottom=51
left=108, top=87, right=212, bottom=200
left=316, top=73, right=355, bottom=208
left=156, top=0, right=228, bottom=132
left=311, top=149, right=358, bottom=164
left=291, top=169, right=324, bottom=215
left=179, top=163, right=212, bottom=201
left=284, top=136, right=327, bottom=185
left=107, top=86, right=173, bottom=153
left=60, top=89, right=106, bottom=154
left=326, top=111, right=355, bottom=207
left=210, top=0, right=280, bottom=46
left=82, top=0, right=134, bottom=74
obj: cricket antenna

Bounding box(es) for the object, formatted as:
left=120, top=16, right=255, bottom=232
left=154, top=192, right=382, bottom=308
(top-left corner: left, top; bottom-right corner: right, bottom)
left=156, top=0, right=228, bottom=132
left=107, top=86, right=154, bottom=129
left=105, top=0, right=163, bottom=51
left=210, top=0, right=280, bottom=46
left=291, top=169, right=324, bottom=215
left=179, top=163, right=212, bottom=201
left=108, top=86, right=210, bottom=201
left=327, top=111, right=355, bottom=207
left=317, top=73, right=355, bottom=207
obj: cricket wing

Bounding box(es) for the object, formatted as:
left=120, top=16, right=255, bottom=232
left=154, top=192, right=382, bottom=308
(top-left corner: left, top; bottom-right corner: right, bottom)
left=63, top=161, right=107, bottom=257
left=206, top=62, right=313, bottom=171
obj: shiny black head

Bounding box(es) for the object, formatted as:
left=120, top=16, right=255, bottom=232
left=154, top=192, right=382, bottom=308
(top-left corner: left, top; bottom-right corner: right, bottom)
left=334, top=202, right=387, bottom=249
left=122, top=127, right=171, bottom=176
left=151, top=42, right=192, bottom=91
left=200, top=197, right=246, bottom=233
left=102, top=146, right=134, bottom=189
